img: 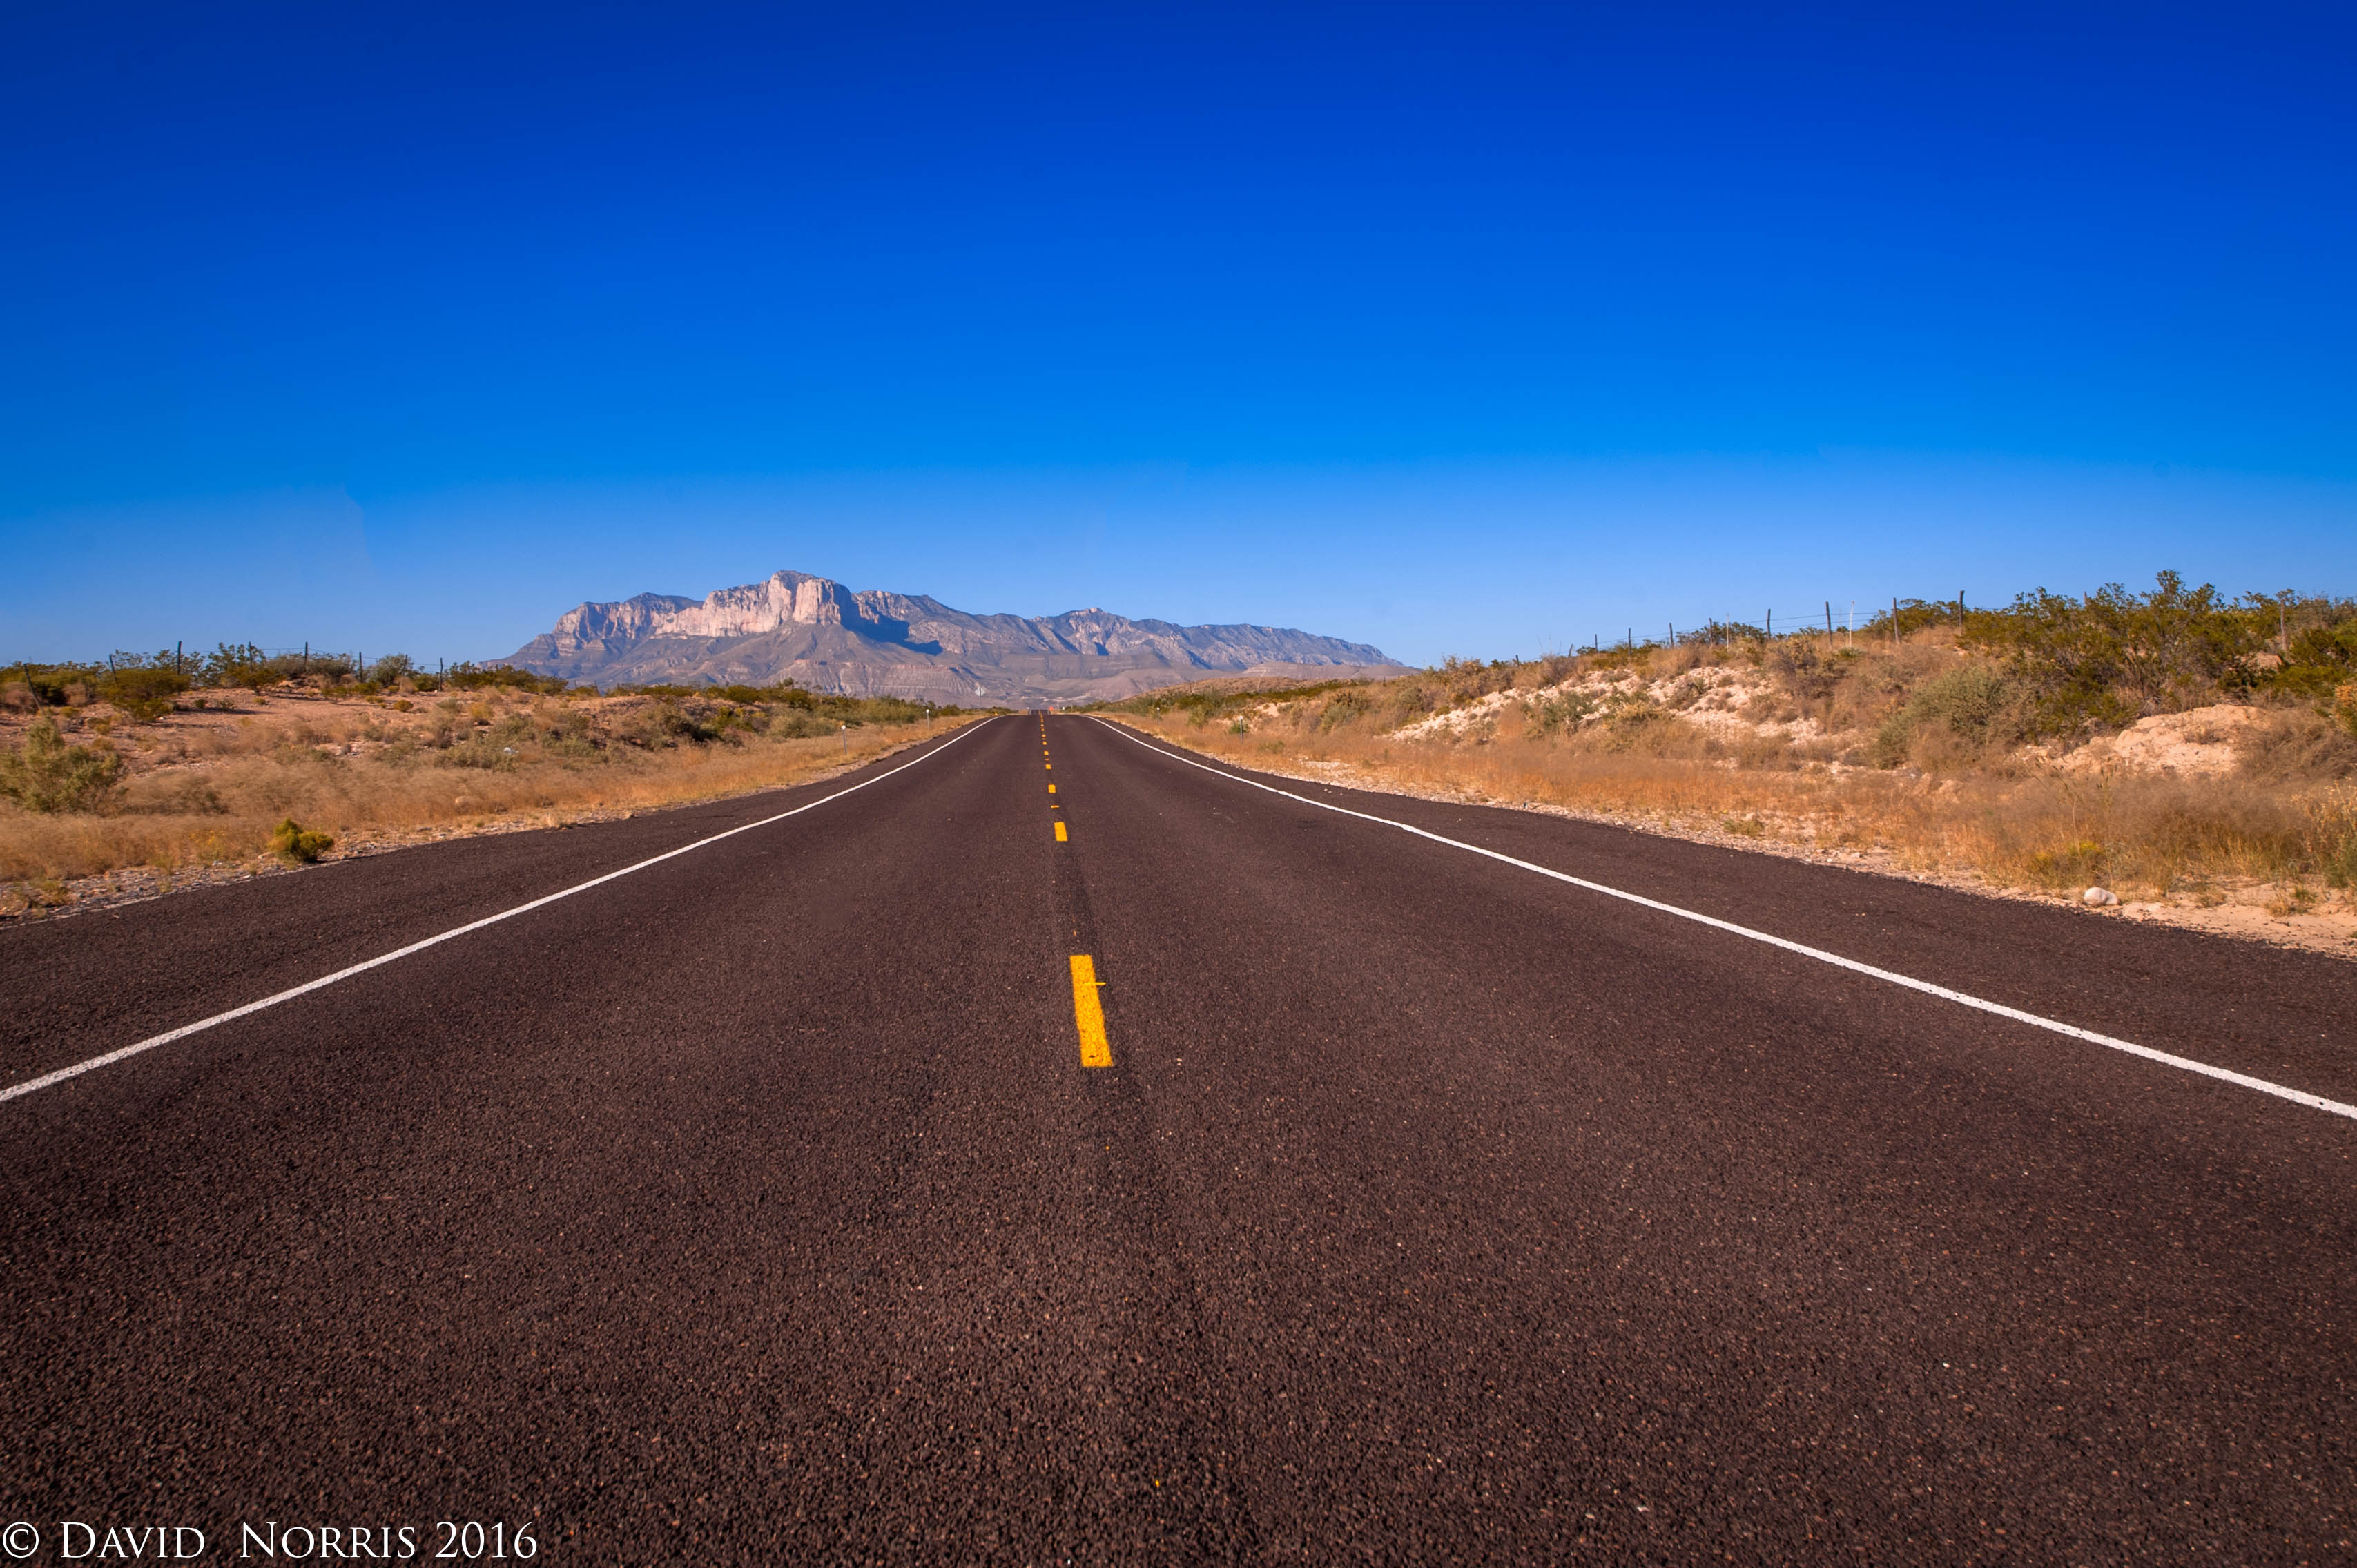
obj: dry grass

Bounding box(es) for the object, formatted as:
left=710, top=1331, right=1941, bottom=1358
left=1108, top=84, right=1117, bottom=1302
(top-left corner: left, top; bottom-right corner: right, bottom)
left=0, top=688, right=978, bottom=911
left=1125, top=717, right=2337, bottom=898
left=1103, top=638, right=2357, bottom=954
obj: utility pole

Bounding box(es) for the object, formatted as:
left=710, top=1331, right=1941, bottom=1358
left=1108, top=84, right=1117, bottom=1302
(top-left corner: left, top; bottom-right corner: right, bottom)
left=1825, top=601, right=1832, bottom=635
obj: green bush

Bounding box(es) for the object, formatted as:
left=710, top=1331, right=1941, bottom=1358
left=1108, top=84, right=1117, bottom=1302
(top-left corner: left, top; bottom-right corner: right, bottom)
left=0, top=717, right=127, bottom=813
left=2025, top=839, right=2107, bottom=889
left=1962, top=572, right=2271, bottom=733
left=2273, top=619, right=2357, bottom=697
left=1864, top=599, right=1971, bottom=640
left=444, top=663, right=570, bottom=695
left=97, top=664, right=191, bottom=721
left=1527, top=691, right=1599, bottom=737
left=0, top=662, right=93, bottom=706
left=1868, top=664, right=2015, bottom=766
left=1910, top=664, right=2012, bottom=743
left=269, top=818, right=335, bottom=863
left=2314, top=786, right=2357, bottom=890
left=1869, top=710, right=1914, bottom=768
left=1316, top=691, right=1371, bottom=732
left=202, top=643, right=280, bottom=691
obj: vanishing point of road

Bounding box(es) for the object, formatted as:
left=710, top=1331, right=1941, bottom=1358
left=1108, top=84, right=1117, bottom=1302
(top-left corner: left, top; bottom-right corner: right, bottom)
left=4, top=713, right=2352, bottom=1562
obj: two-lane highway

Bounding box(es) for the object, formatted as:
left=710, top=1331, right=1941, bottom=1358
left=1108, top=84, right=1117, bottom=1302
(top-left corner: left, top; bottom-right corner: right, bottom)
left=3, top=711, right=2352, bottom=1562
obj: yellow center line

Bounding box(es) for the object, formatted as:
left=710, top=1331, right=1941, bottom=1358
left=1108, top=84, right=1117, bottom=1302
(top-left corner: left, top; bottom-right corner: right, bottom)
left=1047, top=783, right=1056, bottom=793
left=1068, top=955, right=1112, bottom=1068
left=1054, top=820, right=1068, bottom=841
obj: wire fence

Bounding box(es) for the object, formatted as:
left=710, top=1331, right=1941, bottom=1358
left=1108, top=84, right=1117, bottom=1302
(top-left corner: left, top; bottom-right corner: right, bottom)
left=66, top=644, right=473, bottom=678
left=1570, top=594, right=1981, bottom=654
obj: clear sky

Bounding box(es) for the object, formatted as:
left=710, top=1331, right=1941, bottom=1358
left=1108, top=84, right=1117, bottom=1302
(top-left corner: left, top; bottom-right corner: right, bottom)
left=4, top=1, right=2352, bottom=666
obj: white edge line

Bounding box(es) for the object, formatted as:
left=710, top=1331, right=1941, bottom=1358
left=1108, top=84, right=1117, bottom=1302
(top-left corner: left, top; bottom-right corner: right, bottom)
left=1088, top=717, right=2357, bottom=1123
left=1, top=717, right=1005, bottom=1106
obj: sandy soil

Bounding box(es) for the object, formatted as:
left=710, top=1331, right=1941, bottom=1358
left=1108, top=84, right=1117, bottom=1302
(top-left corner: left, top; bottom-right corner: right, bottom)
left=1390, top=664, right=1825, bottom=744
left=2050, top=703, right=2267, bottom=777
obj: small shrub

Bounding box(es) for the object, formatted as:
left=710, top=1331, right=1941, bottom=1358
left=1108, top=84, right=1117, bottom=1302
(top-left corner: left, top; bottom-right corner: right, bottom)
left=1908, top=664, right=2012, bottom=745
left=444, top=662, right=570, bottom=695
left=2266, top=884, right=2318, bottom=917
left=1768, top=639, right=1844, bottom=717
left=2311, top=785, right=2357, bottom=889
left=2234, top=709, right=2357, bottom=782
left=3, top=877, right=72, bottom=913
left=97, top=664, right=191, bottom=722
left=1317, top=691, right=1370, bottom=733
left=1598, top=699, right=1669, bottom=746
left=269, top=818, right=335, bottom=863
left=1529, top=693, right=1600, bottom=737
left=0, top=717, right=127, bottom=813
left=2025, top=839, right=2106, bottom=889
left=202, top=643, right=281, bottom=692
left=769, top=709, right=838, bottom=740
left=1870, top=711, right=1914, bottom=768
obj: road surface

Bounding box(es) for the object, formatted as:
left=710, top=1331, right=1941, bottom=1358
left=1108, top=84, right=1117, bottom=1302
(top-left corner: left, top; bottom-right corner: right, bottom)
left=3, top=713, right=2352, bottom=1562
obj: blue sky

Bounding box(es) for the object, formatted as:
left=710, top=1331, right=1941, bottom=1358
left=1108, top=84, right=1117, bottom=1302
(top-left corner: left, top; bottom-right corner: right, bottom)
left=4, top=1, right=2352, bottom=665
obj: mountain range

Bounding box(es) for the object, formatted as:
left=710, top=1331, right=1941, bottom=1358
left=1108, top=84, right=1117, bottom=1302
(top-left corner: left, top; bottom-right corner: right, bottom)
left=501, top=570, right=1404, bottom=704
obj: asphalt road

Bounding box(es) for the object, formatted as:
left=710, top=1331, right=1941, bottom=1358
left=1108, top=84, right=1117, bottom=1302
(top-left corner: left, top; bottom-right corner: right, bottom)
left=3, top=712, right=2352, bottom=1564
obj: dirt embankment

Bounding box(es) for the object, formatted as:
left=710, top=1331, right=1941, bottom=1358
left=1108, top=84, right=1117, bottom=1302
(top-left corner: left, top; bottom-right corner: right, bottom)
left=1101, top=644, right=2357, bottom=960
left=0, top=686, right=975, bottom=921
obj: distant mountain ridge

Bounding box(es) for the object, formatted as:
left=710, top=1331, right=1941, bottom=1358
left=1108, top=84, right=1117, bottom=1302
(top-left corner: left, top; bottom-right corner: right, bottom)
left=502, top=570, right=1404, bottom=704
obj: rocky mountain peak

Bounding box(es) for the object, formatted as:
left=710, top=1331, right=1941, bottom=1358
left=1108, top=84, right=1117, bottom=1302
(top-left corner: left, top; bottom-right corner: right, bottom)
left=505, top=570, right=1404, bottom=704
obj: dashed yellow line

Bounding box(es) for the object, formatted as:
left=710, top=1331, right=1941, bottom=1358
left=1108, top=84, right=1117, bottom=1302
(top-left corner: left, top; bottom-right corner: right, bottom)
left=1054, top=820, right=1068, bottom=842
left=1068, top=955, right=1112, bottom=1067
